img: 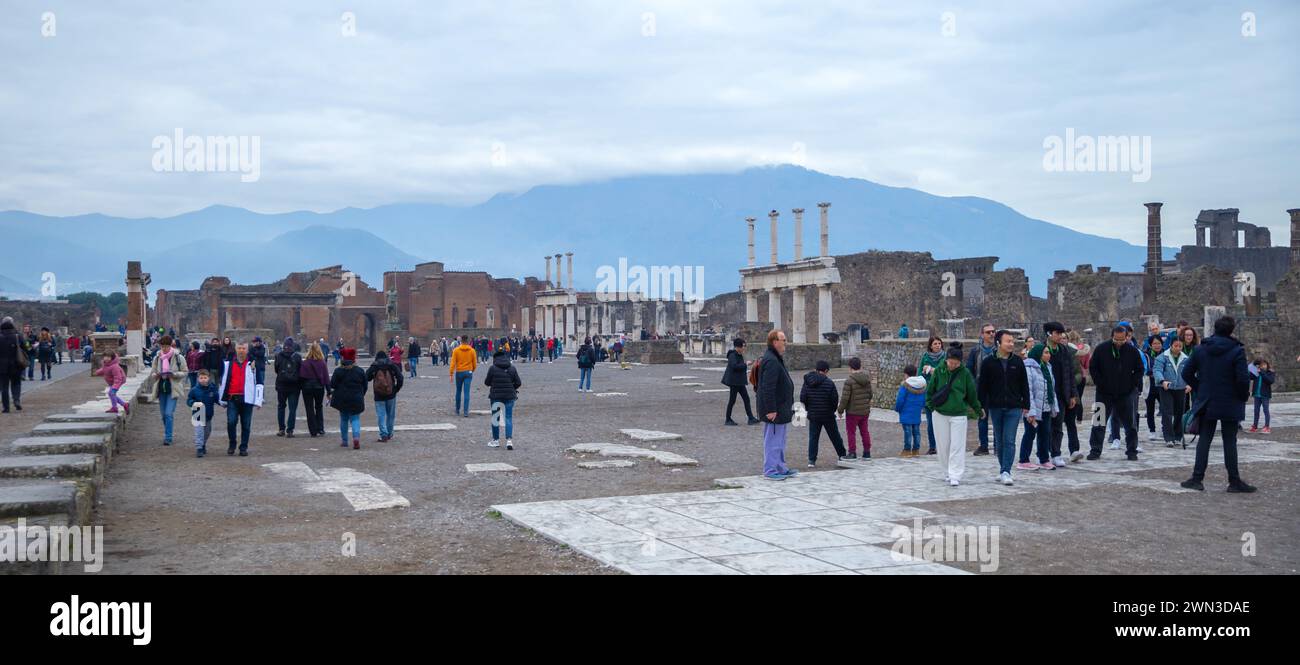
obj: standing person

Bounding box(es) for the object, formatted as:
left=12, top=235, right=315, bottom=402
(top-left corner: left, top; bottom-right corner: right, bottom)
left=150, top=335, right=188, bottom=446
left=366, top=351, right=404, bottom=442
left=1142, top=335, right=1165, bottom=442
left=928, top=347, right=982, bottom=486
left=186, top=370, right=219, bottom=457
left=22, top=324, right=36, bottom=380
left=203, top=338, right=224, bottom=386
left=837, top=356, right=873, bottom=459
left=299, top=342, right=330, bottom=438
left=333, top=339, right=343, bottom=366
left=917, top=336, right=946, bottom=455
left=273, top=338, right=304, bottom=438
left=318, top=339, right=330, bottom=366
left=547, top=336, right=555, bottom=363
left=329, top=348, right=367, bottom=450
left=1153, top=338, right=1191, bottom=447
left=66, top=333, right=79, bottom=363
left=576, top=337, right=596, bottom=393
left=722, top=338, right=758, bottom=426
left=1017, top=344, right=1059, bottom=470
left=388, top=343, right=404, bottom=373
left=1043, top=322, right=1078, bottom=466
left=407, top=337, right=421, bottom=378
left=755, top=330, right=796, bottom=481
left=897, top=323, right=910, bottom=339
left=1088, top=325, right=1144, bottom=461
left=484, top=349, right=522, bottom=449
left=966, top=324, right=998, bottom=455
left=800, top=360, right=847, bottom=467
left=1106, top=323, right=1145, bottom=450
left=36, top=329, right=55, bottom=380
left=93, top=352, right=130, bottom=414
left=977, top=330, right=1030, bottom=485
left=185, top=341, right=203, bottom=388
left=1248, top=359, right=1275, bottom=434
left=249, top=337, right=268, bottom=384
left=0, top=317, right=25, bottom=413
left=218, top=343, right=264, bottom=457
left=1068, top=330, right=1091, bottom=426
left=1180, top=316, right=1255, bottom=492
left=449, top=335, right=477, bottom=417
left=895, top=365, right=927, bottom=456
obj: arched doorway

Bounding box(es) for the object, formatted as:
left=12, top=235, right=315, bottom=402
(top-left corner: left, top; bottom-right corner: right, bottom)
left=354, top=313, right=376, bottom=356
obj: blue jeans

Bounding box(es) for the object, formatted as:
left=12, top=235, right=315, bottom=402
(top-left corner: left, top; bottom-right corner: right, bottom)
left=1253, top=397, right=1270, bottom=428
left=454, top=371, right=473, bottom=414
left=158, top=393, right=177, bottom=443
left=988, top=407, right=1022, bottom=474
left=339, top=412, right=361, bottom=443
left=491, top=399, right=515, bottom=440
left=1018, top=412, right=1052, bottom=463
left=188, top=371, right=198, bottom=389
left=578, top=367, right=592, bottom=391
left=924, top=408, right=937, bottom=451
left=225, top=400, right=255, bottom=452
left=901, top=423, right=921, bottom=450
left=977, top=415, right=989, bottom=449
left=409, top=357, right=418, bottom=378
left=376, top=398, right=396, bottom=438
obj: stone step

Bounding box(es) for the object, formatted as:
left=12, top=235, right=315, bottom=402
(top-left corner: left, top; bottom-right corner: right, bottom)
left=43, top=412, right=122, bottom=424
left=11, top=435, right=112, bottom=458
left=0, top=512, right=76, bottom=575
left=0, top=482, right=81, bottom=521
left=0, top=454, right=101, bottom=481
left=29, top=422, right=116, bottom=438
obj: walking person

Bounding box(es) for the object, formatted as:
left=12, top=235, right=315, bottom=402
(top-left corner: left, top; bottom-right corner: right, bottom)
left=186, top=370, right=219, bottom=457
left=407, top=337, right=421, bottom=378
left=218, top=343, right=264, bottom=456
left=185, top=341, right=203, bottom=389
left=928, top=347, right=982, bottom=486
left=1043, top=322, right=1078, bottom=466
left=1179, top=316, right=1256, bottom=492
left=35, top=329, right=55, bottom=380
left=966, top=323, right=998, bottom=455
left=366, top=350, right=404, bottom=442
left=576, top=337, right=596, bottom=393
left=755, top=330, right=796, bottom=481
left=1088, top=325, right=1144, bottom=461
left=299, top=342, right=330, bottom=438
left=837, top=356, right=873, bottom=459
left=895, top=365, right=927, bottom=456
left=203, top=337, right=225, bottom=387
left=918, top=336, right=946, bottom=455
left=22, top=324, right=36, bottom=380
left=722, top=338, right=759, bottom=425
left=800, top=360, right=847, bottom=467
left=1153, top=337, right=1191, bottom=447
left=1017, top=344, right=1059, bottom=470
left=1248, top=359, right=1274, bottom=434
left=329, top=347, right=367, bottom=450
left=977, top=330, right=1030, bottom=485
left=0, top=317, right=25, bottom=413
left=449, top=335, right=477, bottom=417
left=484, top=349, right=522, bottom=449
left=273, top=337, right=303, bottom=438
left=1142, top=334, right=1164, bottom=442
left=149, top=335, right=188, bottom=446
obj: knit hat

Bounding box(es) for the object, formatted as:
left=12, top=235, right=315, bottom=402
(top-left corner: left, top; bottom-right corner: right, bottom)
left=340, top=347, right=356, bottom=362
left=283, top=337, right=296, bottom=352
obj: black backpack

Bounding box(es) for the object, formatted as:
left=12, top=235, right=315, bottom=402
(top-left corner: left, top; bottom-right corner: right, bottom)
left=278, top=353, right=302, bottom=382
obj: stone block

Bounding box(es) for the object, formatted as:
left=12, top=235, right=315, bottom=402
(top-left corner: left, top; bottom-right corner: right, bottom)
left=29, top=422, right=116, bottom=438
left=11, top=435, right=112, bottom=458
left=0, top=454, right=101, bottom=480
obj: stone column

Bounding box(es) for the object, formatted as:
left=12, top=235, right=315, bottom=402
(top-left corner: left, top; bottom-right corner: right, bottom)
left=745, top=290, right=759, bottom=322
left=790, top=285, right=807, bottom=343
left=818, top=284, right=833, bottom=342
left=544, top=256, right=552, bottom=285
left=818, top=202, right=830, bottom=257
left=768, top=210, right=779, bottom=265
left=125, top=261, right=148, bottom=356
left=520, top=306, right=530, bottom=335
left=1290, top=208, right=1300, bottom=266
left=1144, top=202, right=1163, bottom=306
left=566, top=252, right=574, bottom=291
left=767, top=287, right=782, bottom=330
left=565, top=304, right=575, bottom=343
left=542, top=305, right=552, bottom=338
left=792, top=208, right=804, bottom=261
left=745, top=217, right=756, bottom=267
left=554, top=254, right=564, bottom=288
left=632, top=302, right=643, bottom=339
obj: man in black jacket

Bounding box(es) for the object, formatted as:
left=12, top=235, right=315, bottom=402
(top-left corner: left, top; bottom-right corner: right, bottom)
left=483, top=350, right=523, bottom=449
left=801, top=360, right=847, bottom=466
left=1044, top=322, right=1079, bottom=464
left=1179, top=316, right=1255, bottom=492
left=756, top=330, right=795, bottom=480
left=1088, top=325, right=1144, bottom=460
left=407, top=337, right=421, bottom=378
left=273, top=338, right=303, bottom=438
left=722, top=338, right=758, bottom=426
left=0, top=317, right=23, bottom=412
left=977, top=330, right=1031, bottom=482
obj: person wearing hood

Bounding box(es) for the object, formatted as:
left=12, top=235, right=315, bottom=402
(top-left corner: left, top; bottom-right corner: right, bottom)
left=330, top=348, right=368, bottom=449
left=917, top=336, right=947, bottom=456
left=93, top=351, right=129, bottom=415
left=895, top=365, right=927, bottom=456
left=273, top=337, right=304, bottom=438
left=576, top=337, right=596, bottom=393
left=978, top=330, right=1030, bottom=485
left=1017, top=344, right=1060, bottom=470
left=1179, top=316, right=1255, bottom=492
left=0, top=317, right=25, bottom=413
left=1153, top=337, right=1191, bottom=446
left=800, top=360, right=847, bottom=467
left=366, top=350, right=404, bottom=443
left=218, top=342, right=265, bottom=456
left=837, top=356, right=873, bottom=459
left=150, top=335, right=189, bottom=446
left=483, top=349, right=522, bottom=449
left=927, top=346, right=982, bottom=486
left=756, top=330, right=796, bottom=481
left=1088, top=325, right=1144, bottom=461
left=721, top=338, right=759, bottom=426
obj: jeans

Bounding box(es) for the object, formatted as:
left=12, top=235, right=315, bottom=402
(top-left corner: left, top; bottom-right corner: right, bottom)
left=158, top=393, right=177, bottom=443
left=409, top=356, right=418, bottom=378
left=845, top=414, right=871, bottom=454
left=277, top=385, right=301, bottom=433
left=0, top=374, right=20, bottom=410
left=188, top=371, right=198, bottom=389
left=1252, top=397, right=1270, bottom=428
left=193, top=421, right=212, bottom=450
left=726, top=386, right=754, bottom=422
left=376, top=398, right=396, bottom=438
left=763, top=422, right=790, bottom=476
left=454, top=371, right=473, bottom=414
left=1018, top=412, right=1052, bottom=463
left=302, top=387, right=325, bottom=436
left=339, top=412, right=361, bottom=443
left=1191, top=416, right=1241, bottom=483
left=976, top=414, right=989, bottom=450
left=1159, top=388, right=1187, bottom=441
left=807, top=418, right=846, bottom=463
left=988, top=407, right=1022, bottom=474
left=578, top=367, right=592, bottom=391
left=491, top=399, right=515, bottom=440
left=923, top=408, right=937, bottom=451
left=225, top=399, right=255, bottom=452
left=901, top=423, right=921, bottom=451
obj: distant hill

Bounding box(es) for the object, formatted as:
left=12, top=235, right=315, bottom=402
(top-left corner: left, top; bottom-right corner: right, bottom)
left=0, top=273, right=37, bottom=298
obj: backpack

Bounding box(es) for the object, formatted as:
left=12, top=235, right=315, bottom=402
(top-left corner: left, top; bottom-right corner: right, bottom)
left=748, top=357, right=763, bottom=388
left=373, top=365, right=395, bottom=399
left=278, top=353, right=301, bottom=382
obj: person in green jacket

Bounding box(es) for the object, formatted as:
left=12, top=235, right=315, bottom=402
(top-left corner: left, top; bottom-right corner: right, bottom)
left=926, top=346, right=982, bottom=486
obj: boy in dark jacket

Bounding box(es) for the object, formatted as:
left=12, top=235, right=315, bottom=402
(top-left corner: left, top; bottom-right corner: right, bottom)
left=1088, top=325, right=1145, bottom=460
left=483, top=350, right=523, bottom=449
left=722, top=338, right=758, bottom=426
left=186, top=370, right=219, bottom=457
left=366, top=353, right=404, bottom=443
left=800, top=360, right=847, bottom=467
left=1248, top=359, right=1275, bottom=433
left=330, top=348, right=368, bottom=449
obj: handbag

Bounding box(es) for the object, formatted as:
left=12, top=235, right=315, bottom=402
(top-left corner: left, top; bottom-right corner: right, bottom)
left=930, top=371, right=956, bottom=408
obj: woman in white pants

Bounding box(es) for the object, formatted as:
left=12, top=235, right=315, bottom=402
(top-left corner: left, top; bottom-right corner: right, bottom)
left=926, top=346, right=983, bottom=486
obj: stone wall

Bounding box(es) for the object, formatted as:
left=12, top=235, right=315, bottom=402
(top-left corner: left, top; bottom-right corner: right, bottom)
left=1177, top=245, right=1292, bottom=294
left=782, top=343, right=842, bottom=372
left=847, top=339, right=935, bottom=409
left=622, top=340, right=684, bottom=364
left=0, top=300, right=100, bottom=333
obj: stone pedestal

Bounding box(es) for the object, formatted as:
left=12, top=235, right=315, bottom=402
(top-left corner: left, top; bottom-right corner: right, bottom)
left=621, top=340, right=685, bottom=364
left=90, top=333, right=124, bottom=373
left=781, top=343, right=842, bottom=372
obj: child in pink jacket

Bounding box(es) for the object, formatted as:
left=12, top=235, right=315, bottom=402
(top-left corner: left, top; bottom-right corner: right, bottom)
left=93, top=352, right=130, bottom=414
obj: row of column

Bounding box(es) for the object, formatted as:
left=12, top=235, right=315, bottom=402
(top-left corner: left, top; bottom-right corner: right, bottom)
left=744, top=285, right=834, bottom=344
left=522, top=301, right=687, bottom=341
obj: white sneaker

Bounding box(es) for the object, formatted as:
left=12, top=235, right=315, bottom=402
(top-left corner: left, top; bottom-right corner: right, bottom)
left=1136, top=445, right=1145, bottom=453
left=1053, top=456, right=1067, bottom=468
left=1147, top=431, right=1160, bottom=442
left=488, top=440, right=500, bottom=448
left=1109, top=439, right=1121, bottom=450
left=1070, top=451, right=1085, bottom=462
left=1000, top=472, right=1014, bottom=486
left=505, top=439, right=514, bottom=450
left=948, top=478, right=960, bottom=487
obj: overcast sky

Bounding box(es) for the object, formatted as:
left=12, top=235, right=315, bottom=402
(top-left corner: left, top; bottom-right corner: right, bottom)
left=1, top=0, right=1296, bottom=247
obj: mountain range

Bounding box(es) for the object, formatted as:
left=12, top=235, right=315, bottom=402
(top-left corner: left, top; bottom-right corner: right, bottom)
left=0, top=165, right=1172, bottom=299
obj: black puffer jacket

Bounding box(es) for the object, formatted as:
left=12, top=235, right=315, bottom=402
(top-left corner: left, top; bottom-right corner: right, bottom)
left=0, top=321, right=21, bottom=377
left=755, top=346, right=794, bottom=424
left=721, top=349, right=748, bottom=388
left=329, top=362, right=368, bottom=414
left=274, top=350, right=303, bottom=390
left=576, top=343, right=596, bottom=369
left=1089, top=340, right=1144, bottom=402
left=799, top=371, right=839, bottom=421
left=483, top=352, right=521, bottom=402
left=977, top=353, right=1030, bottom=411
left=1183, top=334, right=1250, bottom=422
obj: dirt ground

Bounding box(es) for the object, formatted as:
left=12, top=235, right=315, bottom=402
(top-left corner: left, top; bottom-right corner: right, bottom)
left=82, top=358, right=1299, bottom=574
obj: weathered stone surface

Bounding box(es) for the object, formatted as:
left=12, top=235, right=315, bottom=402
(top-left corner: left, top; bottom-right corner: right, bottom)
left=11, top=435, right=111, bottom=457
left=29, top=422, right=115, bottom=437
left=0, top=483, right=80, bottom=520
left=681, top=382, right=704, bottom=387
left=0, top=454, right=100, bottom=480
left=578, top=460, right=637, bottom=470
left=620, top=429, right=682, bottom=442
left=466, top=463, right=518, bottom=474
left=670, top=376, right=699, bottom=380
left=622, top=340, right=684, bottom=364
left=567, top=443, right=697, bottom=466
left=782, top=343, right=842, bottom=371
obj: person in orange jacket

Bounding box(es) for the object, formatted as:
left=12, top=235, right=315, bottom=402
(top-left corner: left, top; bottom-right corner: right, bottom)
left=449, top=335, right=477, bottom=416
